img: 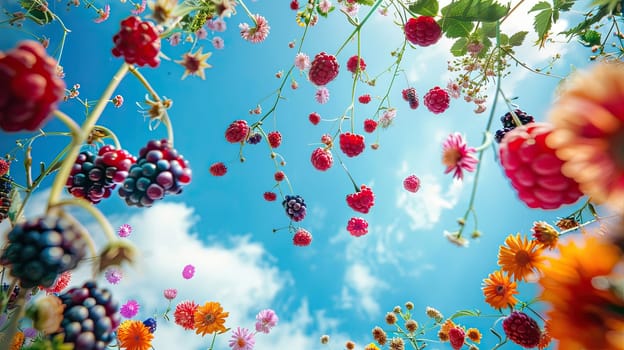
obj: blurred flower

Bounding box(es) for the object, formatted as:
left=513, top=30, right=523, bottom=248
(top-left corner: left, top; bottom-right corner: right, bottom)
left=149, top=0, right=178, bottom=24
left=98, top=240, right=137, bottom=272
left=531, top=221, right=559, bottom=250
left=194, top=301, right=229, bottom=336
left=23, top=327, right=37, bottom=339
left=207, top=18, right=227, bottom=32
left=482, top=270, right=519, bottom=309
left=474, top=104, right=487, bottom=114
left=169, top=32, right=182, bottom=46
left=196, top=27, right=208, bottom=40
left=176, top=48, right=212, bottom=80
left=120, top=300, right=140, bottom=318
left=229, top=327, right=255, bottom=350
left=294, top=53, right=310, bottom=70
left=164, top=288, right=178, bottom=300
left=315, top=87, right=330, bottom=104
left=132, top=0, right=147, bottom=14
left=319, top=0, right=332, bottom=14
left=365, top=343, right=380, bottom=350
left=105, top=267, right=123, bottom=285
left=447, top=81, right=461, bottom=99
left=42, top=271, right=71, bottom=294
left=442, top=133, right=478, bottom=180
left=255, top=309, right=278, bottom=333
left=372, top=326, right=387, bottom=346
left=389, top=338, right=404, bottom=350
left=405, top=319, right=418, bottom=333
left=498, top=233, right=543, bottom=281
left=118, top=224, right=132, bottom=237
left=174, top=300, right=199, bottom=330
left=320, top=334, right=330, bottom=344
left=94, top=4, right=110, bottom=23
left=117, top=320, right=154, bottom=350
left=444, top=230, right=469, bottom=247
left=212, top=37, right=224, bottom=49
left=239, top=14, right=270, bottom=43
left=379, top=108, right=396, bottom=128
left=9, top=331, right=24, bottom=350
left=466, top=328, right=482, bottom=343
left=182, top=264, right=196, bottom=279
left=29, top=295, right=64, bottom=333
left=426, top=306, right=444, bottom=322
left=439, top=319, right=456, bottom=342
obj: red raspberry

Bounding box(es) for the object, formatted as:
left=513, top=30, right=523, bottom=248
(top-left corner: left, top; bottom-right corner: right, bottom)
left=263, top=191, right=277, bottom=201
left=225, top=120, right=250, bottom=143
left=293, top=228, right=312, bottom=246
left=423, top=86, right=450, bottom=114
left=502, top=311, right=541, bottom=348
left=499, top=122, right=583, bottom=209
left=112, top=16, right=161, bottom=67
left=448, top=327, right=465, bottom=350
left=339, top=132, right=365, bottom=157
left=308, top=52, right=339, bottom=86
left=0, top=41, right=66, bottom=132
left=311, top=148, right=333, bottom=171
left=403, top=175, right=421, bottom=193
left=290, top=0, right=299, bottom=10
left=309, top=112, right=321, bottom=125
left=0, top=160, right=9, bottom=176
left=402, top=87, right=420, bottom=110
left=209, top=162, right=227, bottom=176
left=274, top=171, right=285, bottom=182
left=358, top=94, right=371, bottom=104
left=346, top=55, right=366, bottom=73
left=363, top=119, right=377, bottom=133
left=267, top=131, right=282, bottom=148
left=320, top=134, right=332, bottom=145
left=347, top=217, right=368, bottom=237
left=404, top=16, right=442, bottom=47
left=346, top=185, right=375, bottom=214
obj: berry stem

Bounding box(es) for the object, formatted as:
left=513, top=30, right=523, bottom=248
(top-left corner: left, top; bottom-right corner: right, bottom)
left=473, top=131, right=493, bottom=152
left=93, top=125, right=122, bottom=149
left=237, top=0, right=257, bottom=26
left=50, top=199, right=117, bottom=242
left=335, top=0, right=384, bottom=57
left=498, top=89, right=523, bottom=127
left=53, top=110, right=81, bottom=137
left=336, top=152, right=360, bottom=192
left=374, top=40, right=407, bottom=118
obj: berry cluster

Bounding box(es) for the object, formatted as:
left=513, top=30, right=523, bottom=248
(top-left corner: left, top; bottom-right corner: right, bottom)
left=308, top=52, right=339, bottom=86
left=143, top=317, right=157, bottom=333
left=502, top=311, right=541, bottom=348
left=346, top=185, right=375, bottom=214
left=404, top=16, right=442, bottom=47
left=53, top=281, right=121, bottom=349
left=347, top=217, right=368, bottom=237
left=112, top=16, right=161, bottom=67
left=283, top=195, right=307, bottom=222
left=247, top=132, right=262, bottom=144
left=402, top=88, right=419, bottom=109
left=0, top=174, right=12, bottom=224
left=310, top=148, right=333, bottom=171
left=495, top=109, right=535, bottom=143
left=423, top=87, right=450, bottom=114
left=66, top=146, right=136, bottom=204
left=339, top=132, right=365, bottom=157
left=0, top=215, right=87, bottom=288
left=119, top=139, right=192, bottom=207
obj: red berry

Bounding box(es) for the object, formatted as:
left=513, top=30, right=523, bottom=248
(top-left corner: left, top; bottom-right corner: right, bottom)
left=112, top=16, right=161, bottom=67
left=311, top=148, right=333, bottom=171
left=209, top=162, right=227, bottom=176
left=346, top=55, right=366, bottom=73
left=499, top=122, right=583, bottom=209
left=274, top=171, right=285, bottom=182
left=402, top=87, right=419, bottom=110
left=293, top=228, right=312, bottom=246
left=225, top=120, right=250, bottom=143
left=308, top=52, right=339, bottom=86
left=267, top=131, right=282, bottom=148
left=404, top=16, right=442, bottom=47
left=320, top=134, right=332, bottom=145
left=0, top=41, right=66, bottom=132
left=363, top=119, right=377, bottom=133
left=290, top=0, right=299, bottom=10
left=309, top=112, right=321, bottom=125
left=403, top=175, right=421, bottom=193
left=448, top=327, right=466, bottom=350
left=358, top=94, right=371, bottom=104
left=0, top=160, right=9, bottom=177
left=502, top=311, right=541, bottom=348
left=346, top=185, right=375, bottom=214
left=339, top=132, right=365, bottom=157
left=263, top=191, right=277, bottom=201
left=347, top=217, right=368, bottom=237
left=423, top=86, right=450, bottom=114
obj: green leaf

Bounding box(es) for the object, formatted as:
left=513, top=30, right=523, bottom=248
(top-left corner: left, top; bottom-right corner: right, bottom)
left=451, top=37, right=468, bottom=56
left=554, top=0, right=575, bottom=11
left=580, top=30, right=602, bottom=46
left=449, top=309, right=481, bottom=320
left=481, top=22, right=498, bottom=38
left=509, top=31, right=528, bottom=46
left=409, top=0, right=439, bottom=16
left=442, top=18, right=474, bottom=38
left=356, top=0, right=376, bottom=6
left=20, top=0, right=54, bottom=24
left=529, top=2, right=554, bottom=46
left=441, top=0, right=508, bottom=22
left=499, top=33, right=509, bottom=46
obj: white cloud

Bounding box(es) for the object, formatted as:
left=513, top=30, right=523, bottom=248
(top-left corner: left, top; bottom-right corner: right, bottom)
left=339, top=263, right=387, bottom=317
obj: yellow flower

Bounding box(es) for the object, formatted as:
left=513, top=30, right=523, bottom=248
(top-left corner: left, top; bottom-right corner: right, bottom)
left=498, top=233, right=543, bottom=281
left=364, top=343, right=380, bottom=350
left=194, top=301, right=229, bottom=336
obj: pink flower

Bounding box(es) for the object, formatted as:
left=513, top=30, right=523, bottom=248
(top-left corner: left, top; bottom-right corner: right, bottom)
left=446, top=80, right=461, bottom=99
left=120, top=300, right=140, bottom=318
left=212, top=37, right=224, bottom=49
left=196, top=27, right=208, bottom=40
left=105, top=267, right=123, bottom=284
left=294, top=53, right=310, bottom=70
left=117, top=224, right=132, bottom=237
left=379, top=108, right=396, bottom=128
left=207, top=18, right=227, bottom=32
left=474, top=104, right=487, bottom=114
left=318, top=0, right=332, bottom=14
left=255, top=309, right=278, bottom=334
left=229, top=327, right=255, bottom=350
left=94, top=4, right=110, bottom=23
left=169, top=33, right=182, bottom=46
left=131, top=0, right=146, bottom=14
left=315, top=87, right=330, bottom=104
left=182, top=264, right=195, bottom=279
left=239, top=14, right=270, bottom=43
left=164, top=288, right=178, bottom=300
left=442, top=133, right=478, bottom=180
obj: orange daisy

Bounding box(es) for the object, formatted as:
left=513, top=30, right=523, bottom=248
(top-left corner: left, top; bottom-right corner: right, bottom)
left=482, top=270, right=519, bottom=309
left=498, top=233, right=543, bottom=281
left=539, top=236, right=624, bottom=350
left=438, top=319, right=456, bottom=342
left=194, top=301, right=229, bottom=336
left=531, top=221, right=559, bottom=250
left=117, top=320, right=154, bottom=350
left=466, top=328, right=482, bottom=343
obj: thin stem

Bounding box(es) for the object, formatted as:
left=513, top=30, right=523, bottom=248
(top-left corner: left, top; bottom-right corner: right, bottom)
left=54, top=110, right=81, bottom=137
left=335, top=0, right=384, bottom=57
left=237, top=0, right=256, bottom=23
left=50, top=199, right=117, bottom=242
left=502, top=48, right=564, bottom=79
left=336, top=153, right=359, bottom=192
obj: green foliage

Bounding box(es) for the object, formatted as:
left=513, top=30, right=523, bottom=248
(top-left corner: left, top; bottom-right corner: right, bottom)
left=451, top=37, right=468, bottom=56
left=23, top=335, right=74, bottom=350
left=562, top=4, right=611, bottom=39
left=449, top=309, right=481, bottom=319
left=408, top=0, right=439, bottom=16
left=440, top=0, right=508, bottom=39
left=442, top=18, right=474, bottom=38
left=356, top=0, right=376, bottom=6
left=529, top=1, right=555, bottom=47
left=19, top=0, right=53, bottom=24
left=579, top=30, right=602, bottom=46
left=509, top=31, right=529, bottom=46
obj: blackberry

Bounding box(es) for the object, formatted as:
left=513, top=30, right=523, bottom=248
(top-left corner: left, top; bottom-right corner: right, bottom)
left=0, top=174, right=13, bottom=223
left=118, top=139, right=192, bottom=207
left=0, top=215, right=87, bottom=288
left=143, top=317, right=157, bottom=333
left=282, top=195, right=307, bottom=222
left=247, top=132, right=262, bottom=145
left=53, top=281, right=120, bottom=350
left=66, top=145, right=136, bottom=204
left=495, top=109, right=535, bottom=143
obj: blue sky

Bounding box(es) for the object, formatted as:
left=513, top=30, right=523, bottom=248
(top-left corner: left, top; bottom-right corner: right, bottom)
left=0, top=0, right=603, bottom=349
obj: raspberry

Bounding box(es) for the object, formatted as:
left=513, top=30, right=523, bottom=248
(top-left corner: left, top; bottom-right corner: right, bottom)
left=119, top=139, right=192, bottom=207
left=403, top=175, right=421, bottom=193
left=308, top=52, right=339, bottom=86
left=321, top=134, right=333, bottom=145
left=209, top=162, right=227, bottom=176
left=346, top=55, right=366, bottom=73
left=311, top=148, right=333, bottom=171
left=53, top=281, right=121, bottom=349
left=0, top=159, right=9, bottom=176
left=423, top=86, right=450, bottom=114
left=0, top=40, right=66, bottom=132
left=404, top=16, right=442, bottom=47
left=290, top=0, right=299, bottom=10
left=309, top=112, right=321, bottom=125
left=293, top=228, right=312, bottom=246
left=363, top=119, right=377, bottom=133
left=112, top=16, right=161, bottom=67
left=263, top=191, right=277, bottom=201
left=339, top=132, right=365, bottom=157
left=247, top=133, right=262, bottom=144
left=347, top=217, right=368, bottom=237
left=499, top=123, right=583, bottom=209
left=346, top=185, right=375, bottom=214
left=0, top=174, right=13, bottom=224
left=358, top=94, right=371, bottom=104
left=502, top=311, right=541, bottom=348
left=283, top=194, right=307, bottom=222
left=495, top=109, right=535, bottom=143
left=402, top=87, right=419, bottom=110
left=267, top=131, right=282, bottom=148
left=448, top=327, right=466, bottom=350
left=66, top=145, right=136, bottom=204
left=0, top=215, right=87, bottom=288
left=274, top=171, right=285, bottom=182
left=225, top=120, right=250, bottom=143
left=143, top=317, right=157, bottom=333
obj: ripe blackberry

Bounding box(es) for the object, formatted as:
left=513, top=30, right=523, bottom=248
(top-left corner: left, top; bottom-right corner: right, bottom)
left=0, top=174, right=13, bottom=224
left=402, top=88, right=419, bottom=110
left=346, top=185, right=375, bottom=214
left=495, top=109, right=535, bottom=143
left=247, top=132, right=262, bottom=144
left=423, top=87, right=450, bottom=114
left=53, top=281, right=121, bottom=350
left=118, top=139, right=192, bottom=207
left=283, top=195, right=307, bottom=222
left=339, top=132, right=365, bottom=157
left=308, top=52, right=339, bottom=86
left=267, top=131, right=282, bottom=148
left=112, top=16, right=161, bottom=67
left=143, top=317, right=157, bottom=333
left=502, top=311, right=541, bottom=348
left=0, top=215, right=87, bottom=288
left=66, top=145, right=136, bottom=204
left=311, top=147, right=333, bottom=171
left=346, top=55, right=366, bottom=73
left=404, top=16, right=442, bottom=47
left=225, top=120, right=250, bottom=143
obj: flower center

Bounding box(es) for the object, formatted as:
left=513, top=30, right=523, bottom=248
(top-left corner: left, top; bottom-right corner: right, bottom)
left=204, top=314, right=215, bottom=324
left=515, top=250, right=531, bottom=266
left=495, top=285, right=506, bottom=295
left=238, top=338, right=246, bottom=347
left=442, top=149, right=462, bottom=167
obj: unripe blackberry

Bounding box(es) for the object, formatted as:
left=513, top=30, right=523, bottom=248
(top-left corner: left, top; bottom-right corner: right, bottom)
left=53, top=281, right=120, bottom=350
left=495, top=109, right=535, bottom=143
left=0, top=174, right=13, bottom=224
left=119, top=139, right=192, bottom=207
left=283, top=195, right=307, bottom=222
left=143, top=317, right=157, bottom=333
left=0, top=215, right=87, bottom=288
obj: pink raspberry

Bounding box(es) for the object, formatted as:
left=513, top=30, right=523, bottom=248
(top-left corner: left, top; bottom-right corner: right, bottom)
left=404, top=16, right=442, bottom=47
left=502, top=311, right=541, bottom=348
left=0, top=41, right=66, bottom=132
left=308, top=52, right=339, bottom=86
left=346, top=55, right=366, bottom=73
left=347, top=217, right=368, bottom=237
left=363, top=119, right=377, bottom=133
left=209, top=162, right=227, bottom=176
left=346, top=185, right=375, bottom=214
left=293, top=228, right=312, bottom=246
left=225, top=120, right=250, bottom=143
left=267, top=131, right=282, bottom=148
left=403, top=175, right=421, bottom=193
left=358, top=94, right=371, bottom=104
left=311, top=148, right=333, bottom=171
left=448, top=327, right=465, bottom=350
left=0, top=160, right=9, bottom=176
left=339, top=132, right=365, bottom=157
left=112, top=16, right=161, bottom=67
left=423, top=86, right=450, bottom=114
left=263, top=191, right=277, bottom=201
left=274, top=171, right=285, bottom=182
left=309, top=112, right=321, bottom=125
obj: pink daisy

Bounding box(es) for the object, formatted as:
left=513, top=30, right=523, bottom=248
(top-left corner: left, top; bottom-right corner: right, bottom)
left=182, top=264, right=195, bottom=279
left=446, top=80, right=461, bottom=99
left=229, top=327, right=255, bottom=350
left=169, top=32, right=182, bottom=46
left=212, top=37, right=224, bottom=49
left=239, top=14, right=270, bottom=44
left=196, top=27, right=208, bottom=40
left=318, top=0, right=332, bottom=14
left=442, top=133, right=478, bottom=180
left=294, top=53, right=310, bottom=70
left=120, top=300, right=140, bottom=318
left=94, top=4, right=110, bottom=23
left=255, top=309, right=278, bottom=334
left=118, top=224, right=132, bottom=238
left=164, top=288, right=178, bottom=300
left=105, top=267, right=123, bottom=284
left=315, top=87, right=330, bottom=104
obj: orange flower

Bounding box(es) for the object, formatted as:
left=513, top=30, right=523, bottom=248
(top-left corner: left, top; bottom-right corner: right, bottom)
left=438, top=319, right=456, bottom=342
left=498, top=233, right=543, bottom=281
left=466, top=328, right=482, bottom=343
left=539, top=236, right=624, bottom=350
left=117, top=320, right=154, bottom=350
left=482, top=270, right=519, bottom=309
left=531, top=221, right=559, bottom=250
left=10, top=332, right=24, bottom=350
left=194, top=301, right=229, bottom=336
